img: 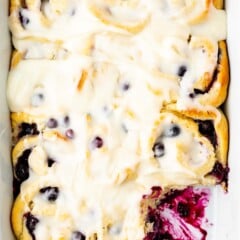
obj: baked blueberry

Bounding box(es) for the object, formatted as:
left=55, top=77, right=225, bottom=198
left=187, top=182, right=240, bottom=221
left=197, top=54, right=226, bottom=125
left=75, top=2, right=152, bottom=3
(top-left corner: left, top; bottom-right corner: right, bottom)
left=19, top=9, right=30, bottom=29
left=40, top=186, right=59, bottom=202
left=71, top=231, right=86, bottom=240
left=31, top=93, right=45, bottom=107
left=189, top=93, right=195, bottom=98
left=152, top=142, right=165, bottom=158
left=47, top=158, right=55, bottom=167
left=154, top=233, right=173, bottom=240
left=144, top=187, right=209, bottom=240
left=197, top=120, right=217, bottom=147
left=121, top=124, right=128, bottom=133
left=177, top=202, right=190, bottom=218
left=63, top=115, right=70, bottom=126
left=65, top=129, right=75, bottom=139
left=18, top=122, right=39, bottom=139
left=177, top=65, right=187, bottom=77
left=211, top=162, right=229, bottom=183
left=71, top=8, right=77, bottom=16
left=164, top=124, right=181, bottom=137
left=24, top=212, right=39, bottom=240
left=122, top=82, right=131, bottom=91
left=92, top=136, right=104, bottom=149
left=13, top=178, right=21, bottom=199
left=146, top=212, right=157, bottom=224
left=47, top=118, right=58, bottom=128
left=189, top=90, right=204, bottom=99
left=15, top=149, right=31, bottom=183
left=194, top=89, right=205, bottom=95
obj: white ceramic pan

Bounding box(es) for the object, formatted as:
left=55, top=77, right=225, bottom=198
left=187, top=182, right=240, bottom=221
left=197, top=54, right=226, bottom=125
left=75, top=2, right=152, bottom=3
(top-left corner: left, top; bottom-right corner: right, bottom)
left=0, top=1, right=240, bottom=239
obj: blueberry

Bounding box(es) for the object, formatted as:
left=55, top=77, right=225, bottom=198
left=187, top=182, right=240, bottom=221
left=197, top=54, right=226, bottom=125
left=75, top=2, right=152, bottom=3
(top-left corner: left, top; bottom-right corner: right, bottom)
left=47, top=158, right=55, bottom=167
left=15, top=149, right=31, bottom=183
left=197, top=120, right=217, bottom=147
left=15, top=161, right=29, bottom=182
left=189, top=93, right=195, bottom=98
left=31, top=93, right=45, bottom=107
left=47, top=118, right=58, bottom=128
left=122, top=83, right=130, bottom=91
left=164, top=125, right=181, bottom=137
left=177, top=65, right=187, bottom=77
left=36, top=93, right=44, bottom=99
left=92, top=136, right=104, bottom=149
left=211, top=162, right=229, bottom=183
left=40, top=187, right=59, bottom=202
left=198, top=120, right=213, bottom=134
left=18, top=122, right=39, bottom=139
left=121, top=124, right=128, bottom=133
left=177, top=202, right=190, bottom=218
left=19, top=9, right=30, bottom=28
left=153, top=233, right=173, bottom=240
left=63, top=116, right=70, bottom=126
left=194, top=89, right=205, bottom=95
left=65, top=129, right=75, bottom=139
left=146, top=212, right=156, bottom=224
left=71, top=8, right=76, bottom=16
left=154, top=233, right=173, bottom=240
left=71, top=231, right=86, bottom=240
left=13, top=178, right=21, bottom=199
left=152, top=142, right=165, bottom=158
left=24, top=212, right=39, bottom=240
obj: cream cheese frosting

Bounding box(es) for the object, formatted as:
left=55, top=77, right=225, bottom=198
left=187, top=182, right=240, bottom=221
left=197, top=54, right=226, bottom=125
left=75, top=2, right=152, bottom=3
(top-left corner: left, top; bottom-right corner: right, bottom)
left=8, top=1, right=227, bottom=239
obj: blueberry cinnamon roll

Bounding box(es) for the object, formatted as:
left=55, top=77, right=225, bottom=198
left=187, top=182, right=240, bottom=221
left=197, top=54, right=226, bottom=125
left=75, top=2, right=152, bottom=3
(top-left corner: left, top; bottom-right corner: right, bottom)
left=142, top=108, right=228, bottom=188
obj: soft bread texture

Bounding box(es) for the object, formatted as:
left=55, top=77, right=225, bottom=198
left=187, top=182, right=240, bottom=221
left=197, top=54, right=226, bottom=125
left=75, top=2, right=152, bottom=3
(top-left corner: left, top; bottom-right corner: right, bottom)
left=9, top=1, right=229, bottom=107
left=150, top=109, right=227, bottom=183
left=164, top=104, right=228, bottom=167
left=8, top=0, right=229, bottom=239
left=87, top=0, right=150, bottom=33
left=12, top=180, right=74, bottom=240
left=195, top=41, right=229, bottom=107
left=10, top=112, right=44, bottom=144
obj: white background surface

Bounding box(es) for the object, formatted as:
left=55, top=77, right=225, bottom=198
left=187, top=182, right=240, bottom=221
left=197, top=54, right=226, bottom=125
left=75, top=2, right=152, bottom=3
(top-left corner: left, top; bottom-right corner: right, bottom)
left=0, top=1, right=239, bottom=239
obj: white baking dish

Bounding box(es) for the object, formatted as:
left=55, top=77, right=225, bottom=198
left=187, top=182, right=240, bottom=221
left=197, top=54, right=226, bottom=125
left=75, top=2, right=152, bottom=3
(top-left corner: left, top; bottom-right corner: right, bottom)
left=1, top=1, right=240, bottom=239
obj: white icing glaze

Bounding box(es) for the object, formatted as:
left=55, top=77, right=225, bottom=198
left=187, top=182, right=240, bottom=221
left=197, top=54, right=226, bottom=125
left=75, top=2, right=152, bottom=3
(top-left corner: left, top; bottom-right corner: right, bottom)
left=8, top=1, right=226, bottom=239
left=9, top=57, right=216, bottom=239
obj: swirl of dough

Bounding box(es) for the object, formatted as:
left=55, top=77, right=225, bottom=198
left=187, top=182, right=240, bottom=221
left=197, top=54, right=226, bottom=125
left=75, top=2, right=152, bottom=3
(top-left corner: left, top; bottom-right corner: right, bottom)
left=87, top=0, right=150, bottom=33
left=192, top=41, right=229, bottom=107
left=165, top=104, right=228, bottom=168
left=10, top=112, right=44, bottom=143
left=12, top=179, right=78, bottom=240
left=147, top=111, right=216, bottom=182
left=148, top=0, right=211, bottom=24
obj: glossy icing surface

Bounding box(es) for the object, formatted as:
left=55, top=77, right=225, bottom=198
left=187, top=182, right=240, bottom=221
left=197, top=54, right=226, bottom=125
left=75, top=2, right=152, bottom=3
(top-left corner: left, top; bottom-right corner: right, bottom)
left=8, top=1, right=227, bottom=239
